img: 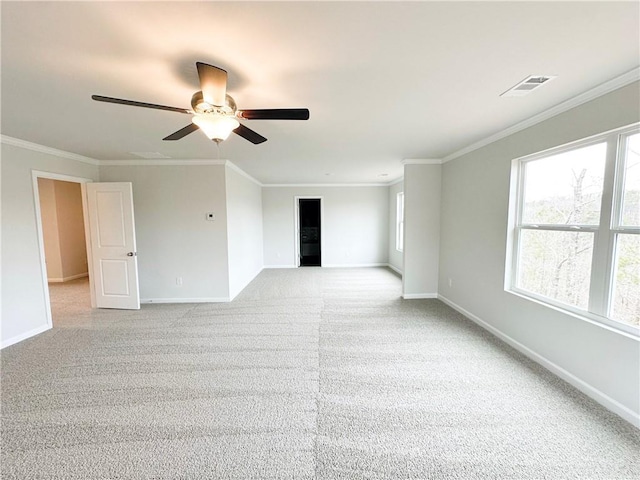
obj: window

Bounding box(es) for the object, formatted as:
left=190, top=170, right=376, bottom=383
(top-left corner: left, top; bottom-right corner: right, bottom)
left=508, top=124, right=640, bottom=333
left=611, top=132, right=640, bottom=325
left=396, top=192, right=404, bottom=252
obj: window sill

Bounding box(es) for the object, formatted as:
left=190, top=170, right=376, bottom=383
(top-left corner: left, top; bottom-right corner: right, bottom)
left=506, top=288, right=640, bottom=339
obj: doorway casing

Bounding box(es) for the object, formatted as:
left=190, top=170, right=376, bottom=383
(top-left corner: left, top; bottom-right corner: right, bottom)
left=32, top=172, right=141, bottom=330
left=31, top=171, right=93, bottom=329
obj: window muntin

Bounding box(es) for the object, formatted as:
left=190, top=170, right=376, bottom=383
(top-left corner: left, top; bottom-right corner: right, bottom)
left=509, top=125, right=640, bottom=332
left=396, top=192, right=404, bottom=252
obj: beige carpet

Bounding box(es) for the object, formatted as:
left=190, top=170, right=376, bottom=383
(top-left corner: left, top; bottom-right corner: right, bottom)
left=48, top=276, right=92, bottom=327
left=1, top=267, right=639, bottom=479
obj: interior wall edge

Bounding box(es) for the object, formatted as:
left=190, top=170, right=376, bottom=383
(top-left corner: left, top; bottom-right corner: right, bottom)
left=1, top=324, right=51, bottom=350
left=228, top=267, right=265, bottom=301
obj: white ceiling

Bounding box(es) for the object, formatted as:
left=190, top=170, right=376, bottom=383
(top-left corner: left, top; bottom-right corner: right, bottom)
left=2, top=1, right=639, bottom=184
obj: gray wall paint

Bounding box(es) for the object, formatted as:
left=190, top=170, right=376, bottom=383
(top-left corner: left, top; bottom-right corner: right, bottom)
left=388, top=181, right=404, bottom=273
left=225, top=167, right=264, bottom=299
left=1, top=144, right=99, bottom=347
left=403, top=164, right=441, bottom=296
left=262, top=186, right=389, bottom=267
left=438, top=82, right=640, bottom=418
left=99, top=165, right=231, bottom=301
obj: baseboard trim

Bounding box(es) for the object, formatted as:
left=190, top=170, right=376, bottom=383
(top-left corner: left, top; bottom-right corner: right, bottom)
left=1, top=324, right=51, bottom=349
left=403, top=293, right=438, bottom=299
left=386, top=264, right=403, bottom=275
left=437, top=294, right=640, bottom=428
left=141, top=297, right=230, bottom=304
left=48, top=272, right=88, bottom=283
left=264, top=263, right=393, bottom=269
left=323, top=263, right=389, bottom=268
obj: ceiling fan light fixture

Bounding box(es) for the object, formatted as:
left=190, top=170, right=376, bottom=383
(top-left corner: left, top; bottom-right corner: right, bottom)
left=192, top=114, right=239, bottom=142
left=93, top=62, right=309, bottom=146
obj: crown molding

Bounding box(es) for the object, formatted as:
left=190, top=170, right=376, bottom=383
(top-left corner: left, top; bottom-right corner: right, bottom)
left=263, top=183, right=391, bottom=188
left=387, top=177, right=404, bottom=186
left=0, top=135, right=100, bottom=165
left=87, top=158, right=264, bottom=187
left=442, top=67, right=640, bottom=164
left=401, top=159, right=443, bottom=165
left=99, top=159, right=227, bottom=166
left=0, top=135, right=400, bottom=187
left=224, top=161, right=263, bottom=186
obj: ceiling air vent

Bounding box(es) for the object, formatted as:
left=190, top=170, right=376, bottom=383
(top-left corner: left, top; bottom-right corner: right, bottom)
left=500, top=75, right=557, bottom=97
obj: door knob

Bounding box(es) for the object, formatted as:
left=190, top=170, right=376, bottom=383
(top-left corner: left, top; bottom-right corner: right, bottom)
left=127, top=252, right=136, bottom=257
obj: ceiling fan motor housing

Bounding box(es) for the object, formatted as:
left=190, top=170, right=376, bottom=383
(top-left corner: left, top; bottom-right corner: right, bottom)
left=191, top=91, right=237, bottom=115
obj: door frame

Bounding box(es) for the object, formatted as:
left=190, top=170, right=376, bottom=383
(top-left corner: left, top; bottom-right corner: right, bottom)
left=32, top=171, right=94, bottom=328
left=293, top=196, right=324, bottom=267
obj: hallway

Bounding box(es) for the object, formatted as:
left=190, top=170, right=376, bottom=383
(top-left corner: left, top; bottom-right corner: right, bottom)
left=48, top=277, right=91, bottom=327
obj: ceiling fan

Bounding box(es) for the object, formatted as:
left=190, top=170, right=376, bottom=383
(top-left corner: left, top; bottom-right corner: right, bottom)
left=92, top=62, right=310, bottom=145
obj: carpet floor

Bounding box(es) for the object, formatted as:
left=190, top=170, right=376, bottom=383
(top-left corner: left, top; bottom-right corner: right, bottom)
left=1, top=267, right=639, bottom=479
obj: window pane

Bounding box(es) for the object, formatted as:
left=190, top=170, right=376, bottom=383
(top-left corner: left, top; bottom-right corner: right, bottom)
left=522, top=143, right=606, bottom=225
left=621, top=133, right=640, bottom=227
left=396, top=193, right=404, bottom=251
left=517, top=229, right=594, bottom=309
left=611, top=234, right=640, bottom=326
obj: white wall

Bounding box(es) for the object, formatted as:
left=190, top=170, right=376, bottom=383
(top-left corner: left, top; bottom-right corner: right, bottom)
left=388, top=180, right=404, bottom=274
left=438, top=82, right=640, bottom=425
left=263, top=186, right=389, bottom=267
left=402, top=164, right=441, bottom=298
left=99, top=164, right=231, bottom=302
left=1, top=143, right=99, bottom=347
left=225, top=166, right=264, bottom=299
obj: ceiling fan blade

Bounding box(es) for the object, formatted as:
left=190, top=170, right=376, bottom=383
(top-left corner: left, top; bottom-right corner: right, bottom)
left=233, top=123, right=267, bottom=144
left=163, top=123, right=199, bottom=141
left=91, top=95, right=190, bottom=114
left=238, top=109, right=310, bottom=120
left=196, top=62, right=227, bottom=107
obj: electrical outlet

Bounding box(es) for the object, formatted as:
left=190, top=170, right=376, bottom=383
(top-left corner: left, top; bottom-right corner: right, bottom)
left=176, top=277, right=183, bottom=286
left=448, top=278, right=453, bottom=288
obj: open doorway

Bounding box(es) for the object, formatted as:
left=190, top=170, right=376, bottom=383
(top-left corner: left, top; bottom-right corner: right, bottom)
left=297, top=198, right=322, bottom=267
left=34, top=174, right=92, bottom=327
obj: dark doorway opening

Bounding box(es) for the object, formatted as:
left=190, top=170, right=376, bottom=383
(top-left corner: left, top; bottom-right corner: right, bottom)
left=299, top=198, right=321, bottom=266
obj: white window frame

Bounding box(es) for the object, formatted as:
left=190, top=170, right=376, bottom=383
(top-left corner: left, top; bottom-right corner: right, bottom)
left=506, top=122, right=640, bottom=336
left=396, top=192, right=404, bottom=252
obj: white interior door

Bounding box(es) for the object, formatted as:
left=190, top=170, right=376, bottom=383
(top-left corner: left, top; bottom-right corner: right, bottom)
left=85, top=182, right=140, bottom=309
